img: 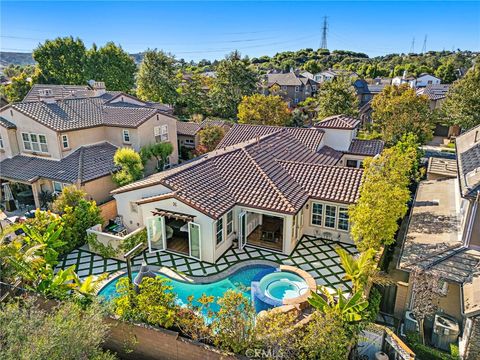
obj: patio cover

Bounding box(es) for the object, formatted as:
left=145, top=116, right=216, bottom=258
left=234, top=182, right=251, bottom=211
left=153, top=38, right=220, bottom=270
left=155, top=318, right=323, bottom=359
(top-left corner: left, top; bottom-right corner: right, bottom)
left=151, top=209, right=195, bottom=222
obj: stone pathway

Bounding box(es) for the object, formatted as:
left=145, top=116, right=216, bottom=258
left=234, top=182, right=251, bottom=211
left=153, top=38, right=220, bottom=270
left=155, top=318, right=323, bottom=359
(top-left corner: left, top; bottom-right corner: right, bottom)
left=57, top=235, right=357, bottom=290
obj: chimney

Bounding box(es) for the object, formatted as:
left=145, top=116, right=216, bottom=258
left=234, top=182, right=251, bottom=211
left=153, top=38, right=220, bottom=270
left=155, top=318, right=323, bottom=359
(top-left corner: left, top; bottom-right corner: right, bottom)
left=38, top=88, right=55, bottom=104
left=91, top=81, right=106, bottom=96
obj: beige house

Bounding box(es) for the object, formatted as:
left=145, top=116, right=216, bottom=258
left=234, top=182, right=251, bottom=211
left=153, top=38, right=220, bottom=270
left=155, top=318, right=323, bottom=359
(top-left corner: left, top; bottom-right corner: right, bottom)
left=395, top=125, right=480, bottom=359
left=262, top=71, right=319, bottom=106
left=112, top=121, right=382, bottom=264
left=0, top=82, right=179, bottom=210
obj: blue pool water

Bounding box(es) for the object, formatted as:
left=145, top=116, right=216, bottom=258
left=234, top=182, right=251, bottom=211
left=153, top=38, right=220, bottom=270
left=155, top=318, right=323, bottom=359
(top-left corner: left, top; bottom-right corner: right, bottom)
left=98, top=265, right=276, bottom=313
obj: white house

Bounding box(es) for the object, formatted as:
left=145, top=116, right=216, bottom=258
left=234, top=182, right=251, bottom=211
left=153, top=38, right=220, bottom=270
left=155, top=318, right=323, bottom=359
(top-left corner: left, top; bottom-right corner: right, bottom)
left=415, top=73, right=441, bottom=87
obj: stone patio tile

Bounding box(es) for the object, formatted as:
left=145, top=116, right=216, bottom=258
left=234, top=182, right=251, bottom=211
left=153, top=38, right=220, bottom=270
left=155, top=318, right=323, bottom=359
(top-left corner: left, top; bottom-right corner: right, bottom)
left=176, top=265, right=189, bottom=273
left=323, top=259, right=335, bottom=266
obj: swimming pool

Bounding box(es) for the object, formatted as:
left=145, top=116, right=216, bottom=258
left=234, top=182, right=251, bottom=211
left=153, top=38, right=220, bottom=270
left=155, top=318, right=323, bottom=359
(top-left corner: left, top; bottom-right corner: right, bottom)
left=98, top=264, right=276, bottom=313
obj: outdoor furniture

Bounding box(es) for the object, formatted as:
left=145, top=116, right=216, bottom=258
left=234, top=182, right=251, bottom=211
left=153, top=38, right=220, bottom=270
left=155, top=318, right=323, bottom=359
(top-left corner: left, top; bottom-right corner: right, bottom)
left=261, top=219, right=282, bottom=243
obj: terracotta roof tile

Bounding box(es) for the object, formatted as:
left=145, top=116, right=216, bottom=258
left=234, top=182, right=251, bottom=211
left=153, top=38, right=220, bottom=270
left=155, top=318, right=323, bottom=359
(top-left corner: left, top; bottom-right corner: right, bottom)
left=347, top=139, right=384, bottom=156
left=0, top=116, right=16, bottom=129
left=315, top=115, right=361, bottom=130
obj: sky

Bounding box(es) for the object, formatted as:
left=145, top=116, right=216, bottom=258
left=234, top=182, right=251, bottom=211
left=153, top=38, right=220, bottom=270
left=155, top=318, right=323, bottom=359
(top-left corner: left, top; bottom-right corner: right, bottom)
left=1, top=1, right=479, bottom=61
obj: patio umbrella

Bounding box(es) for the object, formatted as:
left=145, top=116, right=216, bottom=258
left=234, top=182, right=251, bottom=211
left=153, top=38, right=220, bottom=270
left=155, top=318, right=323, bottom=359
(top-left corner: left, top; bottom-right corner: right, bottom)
left=133, top=263, right=156, bottom=293
left=2, top=183, right=16, bottom=212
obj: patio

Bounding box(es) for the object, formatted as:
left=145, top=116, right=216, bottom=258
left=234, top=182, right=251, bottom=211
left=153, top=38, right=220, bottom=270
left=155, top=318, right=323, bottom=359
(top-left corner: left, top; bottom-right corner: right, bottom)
left=56, top=235, right=358, bottom=291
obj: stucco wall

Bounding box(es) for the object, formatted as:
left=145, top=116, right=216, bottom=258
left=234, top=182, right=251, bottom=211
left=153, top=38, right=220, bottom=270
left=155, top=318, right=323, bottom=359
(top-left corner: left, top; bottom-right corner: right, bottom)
left=321, top=128, right=355, bottom=152
left=60, top=127, right=108, bottom=156
left=82, top=175, right=118, bottom=205
left=0, top=127, right=19, bottom=160
left=339, top=153, right=368, bottom=168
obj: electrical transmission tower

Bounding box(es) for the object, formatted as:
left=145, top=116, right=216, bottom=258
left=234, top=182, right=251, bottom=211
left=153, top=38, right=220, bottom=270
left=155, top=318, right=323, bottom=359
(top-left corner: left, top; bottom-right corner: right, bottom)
left=421, top=35, right=427, bottom=53
left=320, top=16, right=328, bottom=49
left=410, top=37, right=415, bottom=53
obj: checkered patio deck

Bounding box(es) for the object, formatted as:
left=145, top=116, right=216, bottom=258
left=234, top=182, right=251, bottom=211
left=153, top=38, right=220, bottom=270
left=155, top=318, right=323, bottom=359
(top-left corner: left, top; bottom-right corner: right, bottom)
left=57, top=235, right=357, bottom=290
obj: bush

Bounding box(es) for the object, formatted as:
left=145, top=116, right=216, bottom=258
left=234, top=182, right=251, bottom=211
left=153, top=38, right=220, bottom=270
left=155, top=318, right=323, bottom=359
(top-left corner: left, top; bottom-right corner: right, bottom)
left=0, top=298, right=115, bottom=360
left=112, top=147, right=144, bottom=186
left=406, top=332, right=459, bottom=360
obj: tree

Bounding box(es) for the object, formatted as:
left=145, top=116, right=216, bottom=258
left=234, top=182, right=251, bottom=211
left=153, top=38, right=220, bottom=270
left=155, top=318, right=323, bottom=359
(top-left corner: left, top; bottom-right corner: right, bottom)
left=210, top=51, right=258, bottom=119
left=175, top=74, right=210, bottom=116
left=86, top=42, right=136, bottom=92
left=52, top=186, right=103, bottom=254
left=371, top=84, right=434, bottom=145
left=0, top=299, right=115, bottom=360
left=33, top=36, right=87, bottom=84
left=139, top=142, right=174, bottom=171
left=443, top=65, right=480, bottom=130
left=349, top=135, right=420, bottom=252
left=336, top=248, right=383, bottom=293
left=303, top=59, right=321, bottom=74
left=137, top=50, right=179, bottom=104
left=2, top=72, right=33, bottom=102
left=434, top=61, right=457, bottom=83
left=315, top=76, right=359, bottom=119
left=112, top=147, right=144, bottom=186
left=237, top=94, right=291, bottom=126
left=197, top=125, right=225, bottom=153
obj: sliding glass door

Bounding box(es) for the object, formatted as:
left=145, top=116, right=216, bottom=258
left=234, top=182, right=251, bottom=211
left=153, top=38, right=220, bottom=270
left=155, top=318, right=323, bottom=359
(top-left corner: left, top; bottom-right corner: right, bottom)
left=146, top=216, right=165, bottom=253
left=188, top=222, right=201, bottom=260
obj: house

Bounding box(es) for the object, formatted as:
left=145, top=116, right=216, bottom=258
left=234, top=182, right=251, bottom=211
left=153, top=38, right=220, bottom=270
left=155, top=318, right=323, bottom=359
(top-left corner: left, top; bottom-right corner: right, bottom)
left=177, top=119, right=232, bottom=156
left=111, top=120, right=383, bottom=264
left=262, top=72, right=319, bottom=106
left=0, top=82, right=179, bottom=210
left=112, top=128, right=364, bottom=264
left=391, top=71, right=417, bottom=87
left=313, top=69, right=358, bottom=83
left=415, top=73, right=441, bottom=88
left=394, top=125, right=480, bottom=359
left=353, top=79, right=387, bottom=106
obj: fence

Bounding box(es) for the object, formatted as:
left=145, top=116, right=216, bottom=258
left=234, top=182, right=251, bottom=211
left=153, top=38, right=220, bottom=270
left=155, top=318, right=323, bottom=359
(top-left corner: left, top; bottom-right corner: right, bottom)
left=98, top=199, right=117, bottom=224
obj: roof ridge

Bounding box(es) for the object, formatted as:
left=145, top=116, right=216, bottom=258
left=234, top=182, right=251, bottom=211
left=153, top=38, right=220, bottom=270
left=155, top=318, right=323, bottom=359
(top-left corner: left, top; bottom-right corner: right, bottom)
left=241, top=147, right=298, bottom=212
left=77, top=146, right=85, bottom=184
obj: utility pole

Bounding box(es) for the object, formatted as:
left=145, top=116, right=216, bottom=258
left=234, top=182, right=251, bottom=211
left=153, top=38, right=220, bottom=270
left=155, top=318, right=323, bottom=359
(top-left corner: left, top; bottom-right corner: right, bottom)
left=320, top=16, right=328, bottom=49
left=421, top=34, right=427, bottom=54
left=410, top=37, right=415, bottom=53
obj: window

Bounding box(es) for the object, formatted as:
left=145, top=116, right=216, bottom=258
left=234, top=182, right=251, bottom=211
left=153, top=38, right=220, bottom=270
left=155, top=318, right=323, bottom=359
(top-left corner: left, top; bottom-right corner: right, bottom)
left=311, top=203, right=323, bottom=226
left=164, top=156, right=170, bottom=169
left=184, top=139, right=195, bottom=146
left=122, top=129, right=130, bottom=143
left=312, top=85, right=317, bottom=91
left=346, top=159, right=359, bottom=168
left=52, top=181, right=66, bottom=194
left=295, top=86, right=300, bottom=92
left=154, top=125, right=169, bottom=142
left=338, top=207, right=349, bottom=231
left=294, top=98, right=300, bottom=104
left=22, top=132, right=48, bottom=153
left=226, top=210, right=233, bottom=235
left=282, top=86, right=287, bottom=91
left=0, top=134, right=3, bottom=149
left=325, top=205, right=336, bottom=228
left=61, top=134, right=69, bottom=149
left=216, top=218, right=224, bottom=245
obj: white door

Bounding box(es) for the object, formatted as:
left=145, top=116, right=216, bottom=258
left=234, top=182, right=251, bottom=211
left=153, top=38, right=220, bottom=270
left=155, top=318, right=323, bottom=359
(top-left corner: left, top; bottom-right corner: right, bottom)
left=188, top=222, right=201, bottom=260
left=238, top=211, right=247, bottom=250
left=146, top=216, right=165, bottom=253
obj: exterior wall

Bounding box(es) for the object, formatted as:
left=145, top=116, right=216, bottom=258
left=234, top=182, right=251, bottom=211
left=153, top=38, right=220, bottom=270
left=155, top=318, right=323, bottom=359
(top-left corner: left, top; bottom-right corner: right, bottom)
left=81, top=175, right=118, bottom=205
left=60, top=127, right=108, bottom=156
left=321, top=128, right=356, bottom=152
left=104, top=126, right=139, bottom=150
left=302, top=199, right=354, bottom=244
left=178, top=134, right=198, bottom=149
left=0, top=127, right=19, bottom=160
left=416, top=75, right=441, bottom=87
left=466, top=198, right=480, bottom=247
left=0, top=107, right=61, bottom=159
left=98, top=199, right=118, bottom=223
left=437, top=282, right=463, bottom=322
left=339, top=153, right=368, bottom=168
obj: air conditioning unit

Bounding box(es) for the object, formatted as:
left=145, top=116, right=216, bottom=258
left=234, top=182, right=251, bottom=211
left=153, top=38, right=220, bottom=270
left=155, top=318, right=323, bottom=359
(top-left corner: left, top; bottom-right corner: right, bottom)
left=404, top=310, right=419, bottom=333
left=431, top=314, right=460, bottom=351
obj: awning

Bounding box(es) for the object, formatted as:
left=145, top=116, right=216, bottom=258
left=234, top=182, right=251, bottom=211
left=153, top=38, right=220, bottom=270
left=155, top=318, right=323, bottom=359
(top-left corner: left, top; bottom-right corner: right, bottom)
left=151, top=208, right=195, bottom=222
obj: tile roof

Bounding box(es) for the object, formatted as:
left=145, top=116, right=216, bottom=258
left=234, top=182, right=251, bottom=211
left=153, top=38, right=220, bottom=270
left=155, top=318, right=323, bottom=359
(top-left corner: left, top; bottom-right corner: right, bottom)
left=216, top=124, right=325, bottom=152
left=416, top=84, right=451, bottom=100
left=456, top=124, right=480, bottom=199
left=315, top=115, right=361, bottom=130
left=0, top=116, right=16, bottom=129
left=266, top=72, right=303, bottom=87
left=23, top=84, right=92, bottom=102
left=427, top=157, right=457, bottom=178
left=10, top=96, right=160, bottom=132
left=176, top=119, right=231, bottom=137
left=347, top=139, right=384, bottom=156
left=114, top=130, right=363, bottom=218
left=0, top=142, right=117, bottom=184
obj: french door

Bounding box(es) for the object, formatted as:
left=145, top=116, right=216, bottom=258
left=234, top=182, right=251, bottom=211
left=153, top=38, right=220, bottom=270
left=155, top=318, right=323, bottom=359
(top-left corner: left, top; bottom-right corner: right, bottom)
left=188, top=222, right=201, bottom=260
left=238, top=211, right=247, bottom=250
left=146, top=216, right=166, bottom=253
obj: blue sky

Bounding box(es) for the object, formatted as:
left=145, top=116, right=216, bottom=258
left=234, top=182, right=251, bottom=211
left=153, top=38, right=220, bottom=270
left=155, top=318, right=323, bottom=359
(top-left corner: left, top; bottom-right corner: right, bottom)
left=1, top=1, right=479, bottom=61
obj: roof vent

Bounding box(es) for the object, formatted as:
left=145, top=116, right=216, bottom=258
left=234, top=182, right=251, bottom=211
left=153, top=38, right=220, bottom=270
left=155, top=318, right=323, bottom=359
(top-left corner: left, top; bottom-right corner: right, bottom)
left=38, top=88, right=56, bottom=104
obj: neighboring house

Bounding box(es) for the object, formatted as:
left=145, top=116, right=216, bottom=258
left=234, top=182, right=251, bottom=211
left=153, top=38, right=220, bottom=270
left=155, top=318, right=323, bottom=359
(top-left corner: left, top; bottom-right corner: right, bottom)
left=0, top=82, right=179, bottom=210
left=416, top=84, right=459, bottom=138
left=391, top=72, right=417, bottom=87
left=262, top=72, right=319, bottom=106
left=300, top=70, right=314, bottom=79
left=313, top=69, right=358, bottom=83
left=391, top=72, right=441, bottom=88
left=112, top=128, right=364, bottom=264
left=353, top=79, right=387, bottom=106
left=177, top=119, right=232, bottom=154
left=394, top=125, right=480, bottom=359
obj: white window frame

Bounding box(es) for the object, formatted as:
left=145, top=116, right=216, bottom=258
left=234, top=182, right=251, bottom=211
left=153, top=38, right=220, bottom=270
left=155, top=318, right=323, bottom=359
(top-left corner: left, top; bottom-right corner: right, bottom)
left=0, top=133, right=3, bottom=149
left=216, top=217, right=224, bottom=245
left=22, top=132, right=49, bottom=153
left=311, top=201, right=350, bottom=232
left=311, top=203, right=323, bottom=226
left=61, top=134, right=69, bottom=149
left=52, top=181, right=68, bottom=194
left=324, top=205, right=337, bottom=229
left=154, top=125, right=169, bottom=142
left=226, top=210, right=233, bottom=236
left=338, top=207, right=349, bottom=231
left=122, top=129, right=131, bottom=143
left=184, top=138, right=195, bottom=146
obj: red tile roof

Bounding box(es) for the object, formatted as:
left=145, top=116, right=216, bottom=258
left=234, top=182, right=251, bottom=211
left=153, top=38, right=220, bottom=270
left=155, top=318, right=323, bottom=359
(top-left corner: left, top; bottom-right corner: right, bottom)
left=315, top=115, right=361, bottom=130
left=347, top=139, right=384, bottom=156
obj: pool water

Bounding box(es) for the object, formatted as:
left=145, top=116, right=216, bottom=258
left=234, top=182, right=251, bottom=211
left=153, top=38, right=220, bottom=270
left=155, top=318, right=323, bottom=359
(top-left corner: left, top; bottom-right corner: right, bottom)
left=98, top=265, right=275, bottom=313
left=259, top=271, right=308, bottom=302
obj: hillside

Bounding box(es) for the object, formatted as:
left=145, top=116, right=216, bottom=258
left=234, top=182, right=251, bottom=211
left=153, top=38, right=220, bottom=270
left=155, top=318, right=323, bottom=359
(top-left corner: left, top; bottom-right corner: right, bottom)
left=0, top=52, right=35, bottom=66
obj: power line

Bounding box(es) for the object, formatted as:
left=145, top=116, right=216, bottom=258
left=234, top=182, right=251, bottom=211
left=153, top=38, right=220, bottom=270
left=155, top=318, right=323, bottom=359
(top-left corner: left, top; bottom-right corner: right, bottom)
left=421, top=34, right=427, bottom=54
left=320, top=16, right=328, bottom=49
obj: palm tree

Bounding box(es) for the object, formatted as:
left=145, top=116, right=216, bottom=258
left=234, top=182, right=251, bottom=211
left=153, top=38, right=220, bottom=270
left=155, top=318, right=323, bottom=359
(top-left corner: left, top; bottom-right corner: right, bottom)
left=21, top=222, right=65, bottom=266
left=73, top=273, right=108, bottom=304
left=308, top=286, right=369, bottom=323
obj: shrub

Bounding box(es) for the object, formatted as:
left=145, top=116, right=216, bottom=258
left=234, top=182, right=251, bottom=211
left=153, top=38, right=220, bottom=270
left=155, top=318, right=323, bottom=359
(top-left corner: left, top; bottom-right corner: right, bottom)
left=112, top=147, right=144, bottom=186
left=406, top=332, right=459, bottom=360
left=175, top=294, right=214, bottom=343
left=87, top=233, right=118, bottom=259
